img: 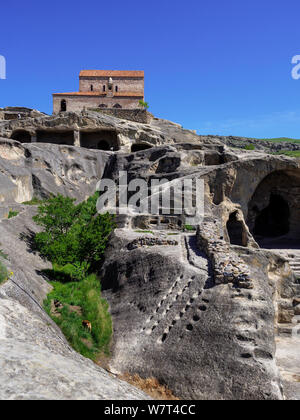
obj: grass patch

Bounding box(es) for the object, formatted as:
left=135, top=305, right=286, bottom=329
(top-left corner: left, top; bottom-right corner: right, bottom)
left=8, top=210, right=19, bottom=219
left=0, top=250, right=9, bottom=285
left=274, top=150, right=300, bottom=158
left=184, top=224, right=196, bottom=231
left=44, top=273, right=112, bottom=360
left=258, top=137, right=300, bottom=143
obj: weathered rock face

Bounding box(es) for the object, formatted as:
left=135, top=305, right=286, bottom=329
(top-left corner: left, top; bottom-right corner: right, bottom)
left=101, top=230, right=279, bottom=399
left=0, top=138, right=109, bottom=204
left=0, top=207, right=149, bottom=400
left=0, top=110, right=299, bottom=400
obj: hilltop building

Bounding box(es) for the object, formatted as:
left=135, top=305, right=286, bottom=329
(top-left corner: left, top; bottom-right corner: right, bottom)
left=53, top=70, right=144, bottom=114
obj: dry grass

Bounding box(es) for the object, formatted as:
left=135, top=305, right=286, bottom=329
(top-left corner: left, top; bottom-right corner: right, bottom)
left=119, top=373, right=179, bottom=400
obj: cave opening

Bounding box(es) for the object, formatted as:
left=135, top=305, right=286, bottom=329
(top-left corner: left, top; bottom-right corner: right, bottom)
left=131, top=143, right=153, bottom=153
left=80, top=131, right=119, bottom=151
left=253, top=194, right=290, bottom=238
left=11, top=130, right=31, bottom=143
left=226, top=211, right=246, bottom=246
left=247, top=170, right=300, bottom=249
left=36, top=130, right=75, bottom=145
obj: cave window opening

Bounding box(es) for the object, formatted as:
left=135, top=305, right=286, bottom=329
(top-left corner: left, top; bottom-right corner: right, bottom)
left=11, top=130, right=32, bottom=143
left=131, top=143, right=152, bottom=153
left=226, top=211, right=245, bottom=246
left=253, top=194, right=290, bottom=238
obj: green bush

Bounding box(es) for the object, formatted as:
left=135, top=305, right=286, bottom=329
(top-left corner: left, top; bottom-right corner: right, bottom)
left=184, top=224, right=196, bottom=231
left=44, top=274, right=112, bottom=360
left=8, top=210, right=19, bottom=219
left=138, top=99, right=149, bottom=110
left=33, top=193, right=115, bottom=271
left=244, top=144, right=255, bottom=150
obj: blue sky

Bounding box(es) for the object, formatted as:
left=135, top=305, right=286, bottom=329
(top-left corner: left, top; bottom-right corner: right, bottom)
left=0, top=0, right=300, bottom=138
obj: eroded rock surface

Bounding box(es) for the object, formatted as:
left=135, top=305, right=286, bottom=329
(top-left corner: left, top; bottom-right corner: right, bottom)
left=0, top=110, right=299, bottom=400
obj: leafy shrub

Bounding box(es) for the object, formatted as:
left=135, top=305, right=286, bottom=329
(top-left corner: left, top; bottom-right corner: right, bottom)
left=8, top=210, right=19, bottom=219
left=138, top=100, right=149, bottom=110
left=244, top=144, right=255, bottom=150
left=184, top=224, right=196, bottom=231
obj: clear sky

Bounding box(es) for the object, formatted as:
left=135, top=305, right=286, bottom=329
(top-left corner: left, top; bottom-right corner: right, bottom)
left=1, top=0, right=300, bottom=138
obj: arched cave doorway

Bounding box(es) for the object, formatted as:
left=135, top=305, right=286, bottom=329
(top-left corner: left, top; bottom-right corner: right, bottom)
left=10, top=130, right=31, bottom=143
left=247, top=170, right=300, bottom=248
left=80, top=130, right=119, bottom=151
left=226, top=211, right=246, bottom=246
left=60, top=100, right=67, bottom=112
left=253, top=194, right=290, bottom=238
left=131, top=143, right=153, bottom=153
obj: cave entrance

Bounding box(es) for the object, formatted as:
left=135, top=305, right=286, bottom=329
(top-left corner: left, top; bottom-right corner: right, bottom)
left=226, top=211, right=246, bottom=246
left=36, top=130, right=75, bottom=145
left=80, top=131, right=119, bottom=151
left=254, top=194, right=290, bottom=238
left=247, top=170, right=300, bottom=249
left=11, top=130, right=31, bottom=143
left=131, top=143, right=152, bottom=153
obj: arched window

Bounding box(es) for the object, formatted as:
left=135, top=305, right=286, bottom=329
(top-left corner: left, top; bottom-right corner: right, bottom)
left=91, top=85, right=94, bottom=91
left=60, top=100, right=67, bottom=112
left=115, top=86, right=118, bottom=92
left=99, top=104, right=108, bottom=108
left=103, top=85, right=106, bottom=92
left=113, top=103, right=122, bottom=109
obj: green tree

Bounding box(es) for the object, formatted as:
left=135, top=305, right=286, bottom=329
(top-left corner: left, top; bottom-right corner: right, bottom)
left=33, top=194, right=115, bottom=269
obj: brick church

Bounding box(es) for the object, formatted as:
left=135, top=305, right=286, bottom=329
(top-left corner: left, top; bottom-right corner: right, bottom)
left=53, top=70, right=144, bottom=114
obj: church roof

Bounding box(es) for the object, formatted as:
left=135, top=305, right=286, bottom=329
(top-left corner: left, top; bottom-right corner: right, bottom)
left=53, top=91, right=144, bottom=97
left=79, top=70, right=144, bottom=78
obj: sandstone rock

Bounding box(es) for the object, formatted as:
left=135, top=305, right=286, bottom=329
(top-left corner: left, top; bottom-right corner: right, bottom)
left=0, top=110, right=299, bottom=400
